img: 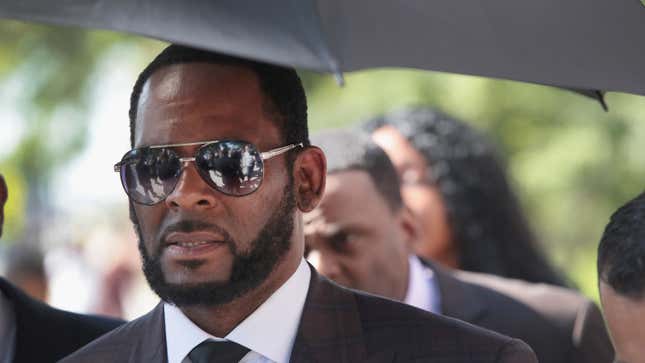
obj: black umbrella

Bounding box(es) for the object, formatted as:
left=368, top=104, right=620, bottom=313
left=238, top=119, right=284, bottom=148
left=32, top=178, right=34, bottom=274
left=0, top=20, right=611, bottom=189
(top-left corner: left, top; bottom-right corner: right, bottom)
left=2, top=0, right=644, bottom=106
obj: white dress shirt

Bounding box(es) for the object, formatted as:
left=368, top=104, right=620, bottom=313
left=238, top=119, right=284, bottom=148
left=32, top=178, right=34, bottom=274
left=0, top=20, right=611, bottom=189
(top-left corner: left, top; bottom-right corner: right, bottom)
left=164, top=258, right=311, bottom=363
left=403, top=255, right=442, bottom=314
left=0, top=289, right=16, bottom=363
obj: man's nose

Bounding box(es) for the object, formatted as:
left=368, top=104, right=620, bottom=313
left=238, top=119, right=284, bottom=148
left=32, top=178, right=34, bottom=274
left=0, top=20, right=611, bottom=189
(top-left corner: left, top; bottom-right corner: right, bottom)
left=164, top=162, right=219, bottom=211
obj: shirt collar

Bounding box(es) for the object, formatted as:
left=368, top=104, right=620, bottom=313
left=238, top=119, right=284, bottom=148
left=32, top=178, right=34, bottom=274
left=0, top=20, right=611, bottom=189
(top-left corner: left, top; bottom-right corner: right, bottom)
left=404, top=255, right=441, bottom=314
left=164, top=258, right=311, bottom=363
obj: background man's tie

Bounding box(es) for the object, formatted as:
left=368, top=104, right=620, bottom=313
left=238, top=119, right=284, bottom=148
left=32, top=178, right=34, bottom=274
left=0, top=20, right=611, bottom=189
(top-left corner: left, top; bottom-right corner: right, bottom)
left=188, top=340, right=250, bottom=363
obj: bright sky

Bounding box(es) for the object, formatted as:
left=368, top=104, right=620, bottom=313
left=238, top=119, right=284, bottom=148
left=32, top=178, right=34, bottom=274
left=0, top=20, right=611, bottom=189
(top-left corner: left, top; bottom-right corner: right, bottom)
left=50, top=50, right=136, bottom=215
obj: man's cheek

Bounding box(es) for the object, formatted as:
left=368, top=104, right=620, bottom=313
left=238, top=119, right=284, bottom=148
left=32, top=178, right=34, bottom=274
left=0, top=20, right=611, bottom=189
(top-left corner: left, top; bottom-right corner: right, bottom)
left=136, top=209, right=165, bottom=246
left=227, top=207, right=259, bottom=246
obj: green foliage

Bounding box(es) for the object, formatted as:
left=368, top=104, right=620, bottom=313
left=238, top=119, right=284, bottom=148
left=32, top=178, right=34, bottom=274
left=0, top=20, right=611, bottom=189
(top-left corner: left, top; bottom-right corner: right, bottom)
left=1, top=20, right=128, bottom=175
left=0, top=21, right=145, bottom=241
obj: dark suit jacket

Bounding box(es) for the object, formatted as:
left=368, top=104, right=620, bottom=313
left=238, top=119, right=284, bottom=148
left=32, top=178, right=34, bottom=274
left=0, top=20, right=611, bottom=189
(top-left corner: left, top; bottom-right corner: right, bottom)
left=0, top=277, right=124, bottom=363
left=428, top=261, right=614, bottom=363
left=61, top=265, right=537, bottom=362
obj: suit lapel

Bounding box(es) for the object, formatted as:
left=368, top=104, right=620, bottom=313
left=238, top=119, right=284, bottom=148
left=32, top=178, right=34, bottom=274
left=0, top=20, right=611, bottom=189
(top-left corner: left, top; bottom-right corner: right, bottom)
left=132, top=302, right=168, bottom=363
left=426, top=259, right=488, bottom=324
left=289, top=265, right=368, bottom=363
left=1, top=277, right=34, bottom=361
left=0, top=277, right=67, bottom=361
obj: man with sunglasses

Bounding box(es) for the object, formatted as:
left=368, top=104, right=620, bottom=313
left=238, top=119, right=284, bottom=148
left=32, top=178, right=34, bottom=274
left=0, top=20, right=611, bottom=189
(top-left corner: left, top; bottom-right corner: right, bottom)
left=62, top=45, right=536, bottom=363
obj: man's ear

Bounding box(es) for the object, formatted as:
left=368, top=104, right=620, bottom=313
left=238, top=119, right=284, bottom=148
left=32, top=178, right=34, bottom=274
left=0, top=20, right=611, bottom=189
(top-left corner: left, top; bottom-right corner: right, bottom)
left=397, top=205, right=421, bottom=253
left=293, top=146, right=326, bottom=212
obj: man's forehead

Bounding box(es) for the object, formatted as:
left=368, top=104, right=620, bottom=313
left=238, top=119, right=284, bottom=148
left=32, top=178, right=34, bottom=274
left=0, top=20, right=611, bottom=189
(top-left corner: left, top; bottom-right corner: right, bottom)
left=145, top=62, right=256, bottom=98
left=303, top=208, right=342, bottom=238
left=304, top=194, right=356, bottom=233
left=134, top=62, right=279, bottom=148
left=304, top=171, right=381, bottom=232
left=323, top=171, right=382, bottom=205
left=600, top=282, right=645, bottom=313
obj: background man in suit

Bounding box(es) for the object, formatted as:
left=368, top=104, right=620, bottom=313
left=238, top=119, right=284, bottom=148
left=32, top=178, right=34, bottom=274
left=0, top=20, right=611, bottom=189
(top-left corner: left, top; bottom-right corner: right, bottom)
left=63, top=44, right=537, bottom=363
left=598, top=192, right=645, bottom=363
left=0, top=174, right=123, bottom=363
left=305, top=129, right=613, bottom=363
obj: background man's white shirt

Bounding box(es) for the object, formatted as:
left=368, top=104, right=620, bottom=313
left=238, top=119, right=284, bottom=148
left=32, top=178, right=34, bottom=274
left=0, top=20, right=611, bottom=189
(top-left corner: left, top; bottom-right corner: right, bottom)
left=404, top=255, right=441, bottom=314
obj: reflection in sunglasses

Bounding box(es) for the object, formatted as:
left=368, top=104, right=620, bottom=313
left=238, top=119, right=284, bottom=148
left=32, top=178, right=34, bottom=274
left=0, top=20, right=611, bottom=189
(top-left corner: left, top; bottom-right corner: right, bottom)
left=115, top=140, right=303, bottom=204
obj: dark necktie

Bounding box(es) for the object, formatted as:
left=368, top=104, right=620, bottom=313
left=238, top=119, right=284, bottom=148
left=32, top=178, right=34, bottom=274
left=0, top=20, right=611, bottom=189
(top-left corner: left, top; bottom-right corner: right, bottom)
left=188, top=340, right=251, bottom=363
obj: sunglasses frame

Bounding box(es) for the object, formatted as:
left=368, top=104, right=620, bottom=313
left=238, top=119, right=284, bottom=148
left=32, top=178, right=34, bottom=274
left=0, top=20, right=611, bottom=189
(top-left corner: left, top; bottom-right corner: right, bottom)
left=114, top=139, right=304, bottom=204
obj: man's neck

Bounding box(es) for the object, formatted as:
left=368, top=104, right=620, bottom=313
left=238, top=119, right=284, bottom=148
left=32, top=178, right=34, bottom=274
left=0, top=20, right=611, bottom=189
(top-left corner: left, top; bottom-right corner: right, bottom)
left=179, top=253, right=302, bottom=337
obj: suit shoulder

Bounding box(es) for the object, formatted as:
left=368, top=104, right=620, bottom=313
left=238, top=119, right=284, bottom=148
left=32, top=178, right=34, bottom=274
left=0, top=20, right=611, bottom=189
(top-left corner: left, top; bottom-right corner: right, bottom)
left=9, top=282, right=124, bottom=363
left=353, top=289, right=506, bottom=340
left=447, top=270, right=613, bottom=363
left=456, top=270, right=594, bottom=324
left=38, top=307, right=125, bottom=356
left=47, top=307, right=124, bottom=335
left=60, top=308, right=162, bottom=362
left=351, top=290, right=537, bottom=362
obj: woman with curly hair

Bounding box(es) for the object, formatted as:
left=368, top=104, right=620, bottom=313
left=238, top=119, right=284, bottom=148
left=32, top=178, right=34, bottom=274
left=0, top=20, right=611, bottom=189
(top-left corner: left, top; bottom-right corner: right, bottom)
left=365, top=107, right=568, bottom=287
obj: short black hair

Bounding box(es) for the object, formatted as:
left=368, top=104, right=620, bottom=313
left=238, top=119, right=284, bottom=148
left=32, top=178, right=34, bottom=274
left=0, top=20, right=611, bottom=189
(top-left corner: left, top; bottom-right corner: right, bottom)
left=311, top=128, right=402, bottom=212
left=363, top=106, right=568, bottom=287
left=129, top=44, right=309, bottom=149
left=598, top=191, right=645, bottom=299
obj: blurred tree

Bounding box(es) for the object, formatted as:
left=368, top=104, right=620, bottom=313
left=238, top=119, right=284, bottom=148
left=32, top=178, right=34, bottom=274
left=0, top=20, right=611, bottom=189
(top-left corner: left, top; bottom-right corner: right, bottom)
left=0, top=21, right=132, bottom=244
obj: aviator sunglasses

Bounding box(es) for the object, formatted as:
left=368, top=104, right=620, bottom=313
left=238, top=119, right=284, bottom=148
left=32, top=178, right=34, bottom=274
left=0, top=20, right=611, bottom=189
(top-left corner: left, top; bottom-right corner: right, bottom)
left=114, top=139, right=303, bottom=205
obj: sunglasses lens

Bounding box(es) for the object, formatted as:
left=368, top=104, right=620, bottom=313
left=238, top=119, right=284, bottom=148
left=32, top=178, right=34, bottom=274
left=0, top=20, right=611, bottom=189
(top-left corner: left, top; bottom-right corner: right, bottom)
left=120, top=148, right=181, bottom=204
left=196, top=141, right=263, bottom=196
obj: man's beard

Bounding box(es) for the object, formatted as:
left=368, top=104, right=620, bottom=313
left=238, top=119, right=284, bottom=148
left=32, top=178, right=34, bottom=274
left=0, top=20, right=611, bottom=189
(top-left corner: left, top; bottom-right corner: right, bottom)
left=132, top=184, right=296, bottom=307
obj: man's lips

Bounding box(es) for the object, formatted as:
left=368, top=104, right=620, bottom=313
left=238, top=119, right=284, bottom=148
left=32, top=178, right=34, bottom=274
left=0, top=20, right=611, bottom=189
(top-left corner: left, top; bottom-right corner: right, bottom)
left=164, top=231, right=226, bottom=246
left=163, top=231, right=228, bottom=259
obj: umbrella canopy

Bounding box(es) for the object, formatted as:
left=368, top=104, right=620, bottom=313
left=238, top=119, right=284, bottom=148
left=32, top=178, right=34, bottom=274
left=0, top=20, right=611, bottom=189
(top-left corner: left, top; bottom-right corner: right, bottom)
left=1, top=0, right=644, bottom=98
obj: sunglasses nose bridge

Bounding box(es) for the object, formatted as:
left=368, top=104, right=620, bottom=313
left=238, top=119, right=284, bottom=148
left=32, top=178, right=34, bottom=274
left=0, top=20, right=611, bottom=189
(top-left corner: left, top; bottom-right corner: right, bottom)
left=172, top=157, right=197, bottom=180
left=178, top=156, right=196, bottom=164
left=175, top=156, right=203, bottom=184
left=165, top=156, right=220, bottom=210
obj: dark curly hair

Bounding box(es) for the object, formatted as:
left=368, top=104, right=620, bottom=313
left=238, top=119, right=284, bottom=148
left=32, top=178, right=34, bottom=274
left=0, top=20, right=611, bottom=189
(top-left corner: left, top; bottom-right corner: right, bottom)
left=364, top=106, right=568, bottom=287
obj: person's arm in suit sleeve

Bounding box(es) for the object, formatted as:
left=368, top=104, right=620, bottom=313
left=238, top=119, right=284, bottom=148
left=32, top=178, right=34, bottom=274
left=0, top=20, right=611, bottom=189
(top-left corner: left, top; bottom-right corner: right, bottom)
left=497, top=339, right=538, bottom=363
left=571, top=300, right=614, bottom=363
